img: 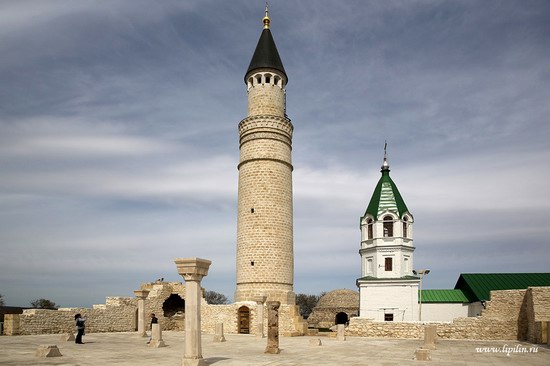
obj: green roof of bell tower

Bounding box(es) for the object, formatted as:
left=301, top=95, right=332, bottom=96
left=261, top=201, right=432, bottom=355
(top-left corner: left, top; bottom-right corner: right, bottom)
left=363, top=151, right=410, bottom=221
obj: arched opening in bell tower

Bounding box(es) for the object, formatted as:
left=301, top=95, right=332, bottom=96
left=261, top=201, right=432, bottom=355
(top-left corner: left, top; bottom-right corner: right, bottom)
left=383, top=216, right=394, bottom=237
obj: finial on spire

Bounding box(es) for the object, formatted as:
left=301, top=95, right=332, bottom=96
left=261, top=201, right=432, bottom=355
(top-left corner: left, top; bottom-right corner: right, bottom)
left=382, top=140, right=390, bottom=171
left=263, top=1, right=271, bottom=29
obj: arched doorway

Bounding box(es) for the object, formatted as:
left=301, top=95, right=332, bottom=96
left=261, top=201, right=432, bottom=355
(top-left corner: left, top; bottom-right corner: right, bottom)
left=335, top=312, right=349, bottom=325
left=163, top=294, right=185, bottom=318
left=238, top=306, right=250, bottom=334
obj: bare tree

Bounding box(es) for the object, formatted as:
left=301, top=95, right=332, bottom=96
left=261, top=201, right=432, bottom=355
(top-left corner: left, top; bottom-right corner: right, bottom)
left=296, top=292, right=326, bottom=319
left=0, top=293, right=4, bottom=307
left=30, top=298, right=58, bottom=309
left=204, top=290, right=229, bottom=305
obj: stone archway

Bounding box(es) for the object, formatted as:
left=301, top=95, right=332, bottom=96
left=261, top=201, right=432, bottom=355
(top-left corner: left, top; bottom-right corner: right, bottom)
left=163, top=294, right=185, bottom=318
left=238, top=306, right=250, bottom=334
left=335, top=312, right=349, bottom=325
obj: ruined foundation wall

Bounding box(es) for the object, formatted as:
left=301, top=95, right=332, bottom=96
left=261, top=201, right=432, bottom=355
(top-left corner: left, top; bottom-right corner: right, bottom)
left=525, top=287, right=550, bottom=343
left=4, top=297, right=137, bottom=336
left=348, top=288, right=531, bottom=340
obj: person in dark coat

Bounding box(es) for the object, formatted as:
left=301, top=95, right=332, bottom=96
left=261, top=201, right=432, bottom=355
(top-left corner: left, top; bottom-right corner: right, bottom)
left=74, top=313, right=87, bottom=344
left=147, top=313, right=158, bottom=344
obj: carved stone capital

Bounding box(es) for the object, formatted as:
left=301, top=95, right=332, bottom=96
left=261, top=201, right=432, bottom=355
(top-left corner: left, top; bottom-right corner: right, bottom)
left=175, top=257, right=211, bottom=282
left=133, top=290, right=150, bottom=299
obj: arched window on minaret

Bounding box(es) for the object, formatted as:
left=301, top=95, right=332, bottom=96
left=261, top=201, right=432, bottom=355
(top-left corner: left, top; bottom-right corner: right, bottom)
left=403, top=217, right=408, bottom=238
left=367, top=219, right=373, bottom=239
left=383, top=216, right=393, bottom=237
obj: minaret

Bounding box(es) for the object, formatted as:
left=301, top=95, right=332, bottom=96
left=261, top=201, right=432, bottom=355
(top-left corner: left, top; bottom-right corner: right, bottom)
left=357, top=146, right=420, bottom=321
left=235, top=6, right=295, bottom=305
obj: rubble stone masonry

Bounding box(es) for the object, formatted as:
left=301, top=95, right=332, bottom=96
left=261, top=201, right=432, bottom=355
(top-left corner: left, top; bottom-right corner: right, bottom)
left=348, top=287, right=550, bottom=341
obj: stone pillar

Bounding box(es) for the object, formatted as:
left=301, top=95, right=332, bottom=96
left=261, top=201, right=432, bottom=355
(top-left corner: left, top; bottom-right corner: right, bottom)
left=4, top=314, right=20, bottom=336
left=213, top=323, right=226, bottom=342
left=149, top=323, right=166, bottom=348
left=134, top=289, right=150, bottom=337
left=423, top=325, right=437, bottom=350
left=175, top=257, right=211, bottom=366
left=265, top=301, right=280, bottom=354
left=336, top=324, right=346, bottom=341
left=255, top=295, right=267, bottom=338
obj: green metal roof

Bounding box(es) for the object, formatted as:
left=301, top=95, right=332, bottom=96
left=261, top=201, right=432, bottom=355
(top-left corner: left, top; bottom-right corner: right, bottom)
left=454, top=273, right=550, bottom=302
left=363, top=168, right=410, bottom=220
left=420, top=289, right=469, bottom=303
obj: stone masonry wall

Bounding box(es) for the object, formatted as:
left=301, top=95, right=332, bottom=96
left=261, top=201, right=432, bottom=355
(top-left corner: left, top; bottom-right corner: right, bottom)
left=348, top=288, right=537, bottom=340
left=525, top=287, right=550, bottom=343
left=6, top=297, right=137, bottom=336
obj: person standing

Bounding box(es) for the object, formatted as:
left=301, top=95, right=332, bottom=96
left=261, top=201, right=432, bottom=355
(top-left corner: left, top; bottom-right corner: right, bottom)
left=147, top=313, right=158, bottom=344
left=74, top=313, right=87, bottom=344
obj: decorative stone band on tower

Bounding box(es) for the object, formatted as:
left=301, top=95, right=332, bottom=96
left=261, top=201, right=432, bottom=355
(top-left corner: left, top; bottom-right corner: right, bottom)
left=236, top=12, right=295, bottom=306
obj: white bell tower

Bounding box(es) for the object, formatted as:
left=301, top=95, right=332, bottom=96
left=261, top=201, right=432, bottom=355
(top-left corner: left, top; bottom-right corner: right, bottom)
left=357, top=147, right=420, bottom=321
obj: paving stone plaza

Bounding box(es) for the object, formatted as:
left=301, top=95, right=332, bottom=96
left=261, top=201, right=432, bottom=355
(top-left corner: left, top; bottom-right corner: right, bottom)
left=1, top=331, right=548, bottom=366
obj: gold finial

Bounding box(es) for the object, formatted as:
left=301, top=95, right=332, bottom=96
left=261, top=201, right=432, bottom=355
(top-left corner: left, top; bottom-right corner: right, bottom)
left=262, top=1, right=270, bottom=29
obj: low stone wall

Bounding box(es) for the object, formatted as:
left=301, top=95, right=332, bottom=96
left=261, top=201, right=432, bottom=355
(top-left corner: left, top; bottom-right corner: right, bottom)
left=202, top=302, right=254, bottom=334
left=4, top=297, right=137, bottom=336
left=200, top=302, right=305, bottom=336
left=348, top=288, right=541, bottom=340
left=347, top=317, right=518, bottom=340
left=525, top=287, right=550, bottom=343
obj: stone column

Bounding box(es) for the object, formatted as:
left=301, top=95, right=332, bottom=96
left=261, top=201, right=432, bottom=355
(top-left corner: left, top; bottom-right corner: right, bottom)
left=213, top=323, right=226, bottom=342
left=255, top=295, right=267, bottom=338
left=265, top=301, right=280, bottom=354
left=134, top=290, right=150, bottom=337
left=175, top=258, right=211, bottom=366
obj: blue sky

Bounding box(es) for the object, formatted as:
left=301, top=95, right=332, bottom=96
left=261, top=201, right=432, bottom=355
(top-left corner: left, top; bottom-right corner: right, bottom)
left=1, top=0, right=549, bottom=307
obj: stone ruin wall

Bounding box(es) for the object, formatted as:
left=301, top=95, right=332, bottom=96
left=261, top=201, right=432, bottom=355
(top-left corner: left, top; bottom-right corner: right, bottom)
left=524, top=286, right=550, bottom=343
left=348, top=287, right=550, bottom=342
left=5, top=284, right=547, bottom=341
left=3, top=282, right=307, bottom=337
left=4, top=297, right=137, bottom=335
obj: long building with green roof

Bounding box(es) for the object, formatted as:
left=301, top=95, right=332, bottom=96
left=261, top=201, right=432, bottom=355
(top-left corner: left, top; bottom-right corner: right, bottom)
left=419, top=273, right=550, bottom=321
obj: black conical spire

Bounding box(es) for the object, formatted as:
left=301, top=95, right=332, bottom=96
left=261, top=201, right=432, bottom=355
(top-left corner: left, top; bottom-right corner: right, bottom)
left=244, top=5, right=287, bottom=83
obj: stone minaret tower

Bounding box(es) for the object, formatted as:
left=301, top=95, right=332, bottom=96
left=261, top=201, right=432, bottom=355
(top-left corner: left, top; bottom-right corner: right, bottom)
left=235, top=8, right=295, bottom=305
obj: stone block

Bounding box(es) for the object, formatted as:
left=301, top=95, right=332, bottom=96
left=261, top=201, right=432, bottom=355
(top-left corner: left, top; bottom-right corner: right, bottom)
left=423, top=325, right=437, bottom=349
left=309, top=338, right=322, bottom=346
left=61, top=333, right=75, bottom=341
left=148, top=323, right=166, bottom=348
left=36, top=345, right=62, bottom=358
left=337, top=324, right=346, bottom=341
left=415, top=348, right=431, bottom=361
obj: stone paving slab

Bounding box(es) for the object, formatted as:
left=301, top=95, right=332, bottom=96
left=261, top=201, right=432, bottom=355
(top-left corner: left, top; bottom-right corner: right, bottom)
left=0, top=331, right=548, bottom=366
